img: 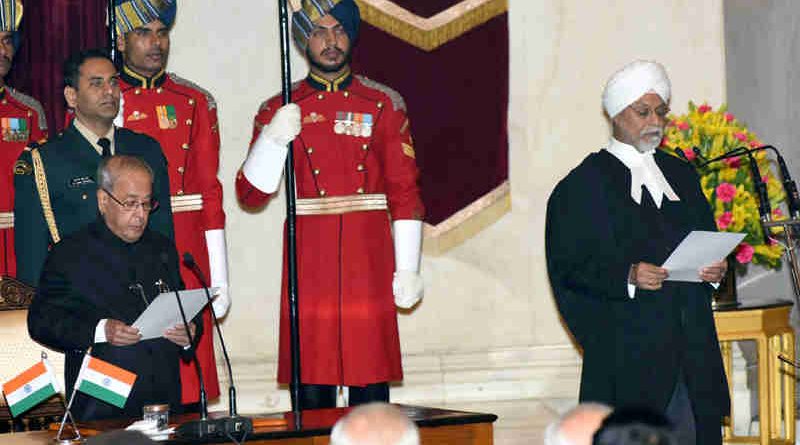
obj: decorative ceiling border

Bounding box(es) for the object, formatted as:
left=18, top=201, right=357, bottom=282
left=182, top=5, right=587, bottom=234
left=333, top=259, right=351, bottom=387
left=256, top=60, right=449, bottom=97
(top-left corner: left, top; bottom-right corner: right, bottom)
left=423, top=181, right=510, bottom=255
left=355, top=0, right=508, bottom=51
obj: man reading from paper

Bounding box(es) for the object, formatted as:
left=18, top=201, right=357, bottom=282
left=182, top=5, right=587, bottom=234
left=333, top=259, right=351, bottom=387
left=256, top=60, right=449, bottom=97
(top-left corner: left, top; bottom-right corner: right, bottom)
left=27, top=155, right=201, bottom=421
left=545, top=60, right=730, bottom=445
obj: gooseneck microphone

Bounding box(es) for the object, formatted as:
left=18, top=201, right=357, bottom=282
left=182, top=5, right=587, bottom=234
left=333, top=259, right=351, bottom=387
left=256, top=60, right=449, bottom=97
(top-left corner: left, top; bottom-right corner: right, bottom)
left=183, top=252, right=253, bottom=437
left=158, top=253, right=214, bottom=440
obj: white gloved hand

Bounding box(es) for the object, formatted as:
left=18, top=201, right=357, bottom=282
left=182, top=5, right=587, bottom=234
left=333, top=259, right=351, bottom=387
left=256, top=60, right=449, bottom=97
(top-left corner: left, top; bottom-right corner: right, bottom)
left=392, top=220, right=424, bottom=308
left=393, top=270, right=423, bottom=309
left=241, top=104, right=302, bottom=194
left=206, top=229, right=231, bottom=318
left=212, top=285, right=231, bottom=319
left=262, top=103, right=302, bottom=147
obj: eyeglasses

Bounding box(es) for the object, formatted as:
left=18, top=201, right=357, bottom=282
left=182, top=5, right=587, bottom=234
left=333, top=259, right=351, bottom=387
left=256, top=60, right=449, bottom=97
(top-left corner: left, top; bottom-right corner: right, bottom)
left=629, top=103, right=670, bottom=120
left=102, top=188, right=158, bottom=213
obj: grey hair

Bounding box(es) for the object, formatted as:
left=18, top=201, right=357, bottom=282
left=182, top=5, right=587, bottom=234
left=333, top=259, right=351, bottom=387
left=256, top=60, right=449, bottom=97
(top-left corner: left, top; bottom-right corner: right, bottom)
left=97, top=155, right=154, bottom=191
left=329, top=403, right=419, bottom=445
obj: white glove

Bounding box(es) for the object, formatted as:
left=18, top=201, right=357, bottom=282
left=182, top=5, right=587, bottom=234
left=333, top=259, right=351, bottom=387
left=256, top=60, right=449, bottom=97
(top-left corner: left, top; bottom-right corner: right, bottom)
left=241, top=103, right=301, bottom=194
left=205, top=229, right=231, bottom=318
left=392, top=220, right=423, bottom=308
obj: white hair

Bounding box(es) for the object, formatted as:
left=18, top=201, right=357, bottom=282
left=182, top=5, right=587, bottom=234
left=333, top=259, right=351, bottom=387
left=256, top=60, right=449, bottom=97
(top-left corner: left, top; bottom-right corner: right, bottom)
left=329, top=403, right=419, bottom=445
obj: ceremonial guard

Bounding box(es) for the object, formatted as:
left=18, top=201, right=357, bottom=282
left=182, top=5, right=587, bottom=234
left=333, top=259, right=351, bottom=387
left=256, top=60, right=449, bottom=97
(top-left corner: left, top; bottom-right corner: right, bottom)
left=0, top=0, right=48, bottom=278
left=14, top=49, right=173, bottom=287
left=236, top=0, right=424, bottom=409
left=113, top=0, right=225, bottom=404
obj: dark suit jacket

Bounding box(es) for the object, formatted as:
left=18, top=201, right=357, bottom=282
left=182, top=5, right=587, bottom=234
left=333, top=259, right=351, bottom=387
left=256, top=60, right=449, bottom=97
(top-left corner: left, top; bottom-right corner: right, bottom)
left=13, top=123, right=174, bottom=286
left=27, top=219, right=200, bottom=421
left=545, top=149, right=730, bottom=419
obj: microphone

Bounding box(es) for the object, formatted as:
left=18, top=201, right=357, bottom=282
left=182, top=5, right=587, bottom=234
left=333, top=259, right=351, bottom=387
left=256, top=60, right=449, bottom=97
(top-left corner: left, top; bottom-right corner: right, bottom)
left=765, top=145, right=800, bottom=218
left=182, top=252, right=253, bottom=437
left=673, top=147, right=692, bottom=163
left=158, top=253, right=219, bottom=440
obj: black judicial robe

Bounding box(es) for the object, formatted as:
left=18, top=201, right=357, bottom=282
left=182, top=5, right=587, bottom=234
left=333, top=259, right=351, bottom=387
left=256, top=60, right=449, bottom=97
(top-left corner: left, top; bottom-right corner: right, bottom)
left=545, top=149, right=730, bottom=419
left=27, top=219, right=200, bottom=421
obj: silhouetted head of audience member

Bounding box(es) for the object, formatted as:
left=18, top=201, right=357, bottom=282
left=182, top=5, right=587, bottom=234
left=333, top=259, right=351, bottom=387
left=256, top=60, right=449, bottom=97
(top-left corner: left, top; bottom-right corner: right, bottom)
left=545, top=402, right=613, bottom=445
left=592, top=406, right=676, bottom=445
left=330, top=402, right=419, bottom=445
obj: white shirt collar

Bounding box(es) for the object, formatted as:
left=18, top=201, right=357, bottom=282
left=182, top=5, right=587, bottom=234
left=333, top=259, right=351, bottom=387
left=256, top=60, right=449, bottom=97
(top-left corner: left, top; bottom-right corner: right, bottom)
left=606, top=138, right=680, bottom=208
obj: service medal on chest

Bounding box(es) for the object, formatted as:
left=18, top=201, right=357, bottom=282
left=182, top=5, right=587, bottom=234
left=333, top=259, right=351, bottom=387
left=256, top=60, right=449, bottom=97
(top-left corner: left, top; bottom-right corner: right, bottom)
left=156, top=105, right=178, bottom=129
left=2, top=117, right=29, bottom=142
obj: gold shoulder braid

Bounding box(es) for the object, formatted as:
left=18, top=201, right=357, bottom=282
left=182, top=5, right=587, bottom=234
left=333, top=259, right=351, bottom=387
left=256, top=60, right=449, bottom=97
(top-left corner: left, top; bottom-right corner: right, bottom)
left=30, top=149, right=60, bottom=244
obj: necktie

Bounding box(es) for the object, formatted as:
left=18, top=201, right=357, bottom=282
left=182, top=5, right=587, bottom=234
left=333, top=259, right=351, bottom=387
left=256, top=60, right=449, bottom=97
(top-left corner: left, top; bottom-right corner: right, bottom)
left=98, top=137, right=111, bottom=158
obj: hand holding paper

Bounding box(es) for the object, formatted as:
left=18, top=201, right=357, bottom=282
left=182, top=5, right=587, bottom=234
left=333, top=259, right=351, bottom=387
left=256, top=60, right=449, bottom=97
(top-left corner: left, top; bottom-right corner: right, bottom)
left=661, top=231, right=745, bottom=282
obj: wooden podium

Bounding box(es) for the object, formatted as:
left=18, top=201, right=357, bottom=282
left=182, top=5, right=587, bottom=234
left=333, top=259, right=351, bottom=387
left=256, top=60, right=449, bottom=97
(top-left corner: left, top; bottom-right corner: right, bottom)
left=714, top=299, right=795, bottom=445
left=0, top=405, right=497, bottom=444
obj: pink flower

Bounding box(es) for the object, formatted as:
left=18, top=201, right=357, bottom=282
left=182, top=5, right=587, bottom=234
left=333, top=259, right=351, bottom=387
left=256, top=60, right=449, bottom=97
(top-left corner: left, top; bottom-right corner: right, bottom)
left=716, top=182, right=737, bottom=202
left=717, top=211, right=733, bottom=230
left=735, top=242, right=754, bottom=264
left=773, top=208, right=784, bottom=218
left=750, top=140, right=761, bottom=148
left=676, top=121, right=690, bottom=131
left=698, top=104, right=712, bottom=114
left=762, top=175, right=769, bottom=184
left=682, top=148, right=696, bottom=161
left=723, top=156, right=741, bottom=168
left=724, top=113, right=735, bottom=122
left=660, top=136, right=668, bottom=147
left=734, top=132, right=748, bottom=142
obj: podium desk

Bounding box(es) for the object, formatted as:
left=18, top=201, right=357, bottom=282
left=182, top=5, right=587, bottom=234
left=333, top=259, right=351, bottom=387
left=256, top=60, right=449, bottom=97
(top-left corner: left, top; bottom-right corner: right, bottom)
left=0, top=405, right=497, bottom=445
left=714, top=300, right=795, bottom=445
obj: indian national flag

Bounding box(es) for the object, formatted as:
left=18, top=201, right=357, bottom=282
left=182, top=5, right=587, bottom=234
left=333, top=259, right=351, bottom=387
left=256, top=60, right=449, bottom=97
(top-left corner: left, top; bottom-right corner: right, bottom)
left=75, top=355, right=137, bottom=408
left=2, top=360, right=59, bottom=417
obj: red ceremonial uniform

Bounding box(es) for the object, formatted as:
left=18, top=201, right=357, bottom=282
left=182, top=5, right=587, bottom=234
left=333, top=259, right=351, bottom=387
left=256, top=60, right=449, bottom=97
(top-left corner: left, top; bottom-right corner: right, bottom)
left=1, top=87, right=47, bottom=278
left=236, top=72, right=424, bottom=386
left=117, top=67, right=222, bottom=402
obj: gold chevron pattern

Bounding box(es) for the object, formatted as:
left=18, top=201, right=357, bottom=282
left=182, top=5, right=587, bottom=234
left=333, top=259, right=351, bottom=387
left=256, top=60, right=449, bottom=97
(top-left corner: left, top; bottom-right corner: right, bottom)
left=355, top=0, right=507, bottom=51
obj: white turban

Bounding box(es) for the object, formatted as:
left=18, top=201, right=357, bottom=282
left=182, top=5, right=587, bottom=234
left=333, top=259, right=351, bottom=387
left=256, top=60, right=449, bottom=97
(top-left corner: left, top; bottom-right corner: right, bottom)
left=602, top=60, right=671, bottom=118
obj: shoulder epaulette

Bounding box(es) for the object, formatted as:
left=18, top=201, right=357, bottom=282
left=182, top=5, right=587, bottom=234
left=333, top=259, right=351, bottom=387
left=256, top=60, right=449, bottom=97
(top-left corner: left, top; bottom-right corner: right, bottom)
left=8, top=89, right=48, bottom=131
left=168, top=73, right=217, bottom=111
left=355, top=75, right=406, bottom=112
left=258, top=81, right=304, bottom=114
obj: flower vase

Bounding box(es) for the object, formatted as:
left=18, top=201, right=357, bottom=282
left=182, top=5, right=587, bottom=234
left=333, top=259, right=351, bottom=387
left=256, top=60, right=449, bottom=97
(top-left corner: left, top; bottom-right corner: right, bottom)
left=712, top=255, right=739, bottom=309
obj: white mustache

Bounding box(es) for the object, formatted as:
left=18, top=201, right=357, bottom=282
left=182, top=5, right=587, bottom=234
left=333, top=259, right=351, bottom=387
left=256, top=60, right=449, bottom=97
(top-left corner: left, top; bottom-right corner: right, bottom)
left=640, top=126, right=663, bottom=139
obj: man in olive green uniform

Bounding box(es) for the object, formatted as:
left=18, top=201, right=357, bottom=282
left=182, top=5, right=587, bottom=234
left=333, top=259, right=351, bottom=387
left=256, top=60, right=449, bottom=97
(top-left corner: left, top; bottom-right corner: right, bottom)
left=14, top=49, right=173, bottom=286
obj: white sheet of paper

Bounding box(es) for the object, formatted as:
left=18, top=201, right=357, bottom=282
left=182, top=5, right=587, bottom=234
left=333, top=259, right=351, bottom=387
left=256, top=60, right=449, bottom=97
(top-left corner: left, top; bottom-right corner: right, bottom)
left=132, top=288, right=215, bottom=340
left=661, top=231, right=746, bottom=282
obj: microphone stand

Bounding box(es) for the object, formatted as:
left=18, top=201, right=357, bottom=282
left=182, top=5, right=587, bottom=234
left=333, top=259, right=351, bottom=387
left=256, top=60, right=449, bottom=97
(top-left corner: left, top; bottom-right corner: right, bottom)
left=699, top=145, right=800, bottom=309
left=183, top=253, right=253, bottom=436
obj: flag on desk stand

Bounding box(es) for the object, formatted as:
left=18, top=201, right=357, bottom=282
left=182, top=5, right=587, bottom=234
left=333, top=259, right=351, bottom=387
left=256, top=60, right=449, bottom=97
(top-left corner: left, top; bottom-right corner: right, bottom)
left=1, top=356, right=59, bottom=417
left=74, top=354, right=137, bottom=408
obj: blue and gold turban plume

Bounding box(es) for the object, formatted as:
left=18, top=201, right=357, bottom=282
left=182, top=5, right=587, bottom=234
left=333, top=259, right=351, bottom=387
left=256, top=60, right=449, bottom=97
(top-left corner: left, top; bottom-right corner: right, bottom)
left=0, top=0, right=23, bottom=33
left=114, top=0, right=177, bottom=35
left=292, top=0, right=361, bottom=51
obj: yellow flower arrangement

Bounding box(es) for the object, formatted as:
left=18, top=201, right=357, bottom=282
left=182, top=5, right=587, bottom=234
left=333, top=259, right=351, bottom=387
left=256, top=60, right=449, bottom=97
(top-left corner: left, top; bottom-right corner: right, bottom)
left=661, top=102, right=786, bottom=268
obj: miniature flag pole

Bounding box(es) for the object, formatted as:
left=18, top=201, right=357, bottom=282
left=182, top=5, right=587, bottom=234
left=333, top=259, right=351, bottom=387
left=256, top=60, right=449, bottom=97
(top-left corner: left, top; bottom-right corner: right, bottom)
left=53, top=349, right=83, bottom=442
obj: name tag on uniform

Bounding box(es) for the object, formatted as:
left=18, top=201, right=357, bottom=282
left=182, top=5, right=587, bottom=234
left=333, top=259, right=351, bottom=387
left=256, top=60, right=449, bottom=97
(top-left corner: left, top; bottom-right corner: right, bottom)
left=334, top=112, right=373, bottom=138
left=2, top=117, right=29, bottom=142
left=69, top=176, right=95, bottom=188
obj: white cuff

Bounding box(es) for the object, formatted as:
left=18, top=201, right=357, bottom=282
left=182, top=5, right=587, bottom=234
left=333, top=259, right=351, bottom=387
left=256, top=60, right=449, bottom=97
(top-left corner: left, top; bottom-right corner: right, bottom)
left=113, top=95, right=125, bottom=128
left=393, top=220, right=422, bottom=272
left=95, top=319, right=108, bottom=343
left=205, top=229, right=229, bottom=288
left=242, top=132, right=289, bottom=194
left=627, top=283, right=636, bottom=299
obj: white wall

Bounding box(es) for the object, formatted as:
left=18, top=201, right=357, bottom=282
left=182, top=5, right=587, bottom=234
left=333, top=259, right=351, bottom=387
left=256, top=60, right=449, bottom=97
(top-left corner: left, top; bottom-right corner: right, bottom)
left=164, top=0, right=728, bottom=413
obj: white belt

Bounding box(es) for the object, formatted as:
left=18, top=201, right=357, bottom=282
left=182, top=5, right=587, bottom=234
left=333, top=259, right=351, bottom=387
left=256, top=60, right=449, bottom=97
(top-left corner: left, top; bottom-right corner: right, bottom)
left=296, top=194, right=387, bottom=216
left=171, top=194, right=203, bottom=213
left=0, top=212, right=12, bottom=229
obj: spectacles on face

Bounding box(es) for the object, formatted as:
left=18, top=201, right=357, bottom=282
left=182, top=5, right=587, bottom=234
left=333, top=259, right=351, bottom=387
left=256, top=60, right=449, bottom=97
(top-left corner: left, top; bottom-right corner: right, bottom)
left=628, top=103, right=670, bottom=120
left=102, top=188, right=158, bottom=213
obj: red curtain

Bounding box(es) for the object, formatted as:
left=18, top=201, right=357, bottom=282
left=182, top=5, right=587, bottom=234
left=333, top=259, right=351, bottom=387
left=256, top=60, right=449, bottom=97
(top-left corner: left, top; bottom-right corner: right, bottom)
left=9, top=0, right=108, bottom=137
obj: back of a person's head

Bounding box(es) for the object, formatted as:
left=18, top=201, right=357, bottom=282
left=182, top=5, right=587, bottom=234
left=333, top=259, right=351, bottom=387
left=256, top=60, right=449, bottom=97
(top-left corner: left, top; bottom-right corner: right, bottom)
left=545, top=402, right=613, bottom=445
left=330, top=402, right=419, bottom=445
left=592, top=406, right=676, bottom=445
